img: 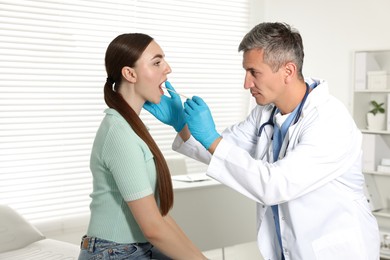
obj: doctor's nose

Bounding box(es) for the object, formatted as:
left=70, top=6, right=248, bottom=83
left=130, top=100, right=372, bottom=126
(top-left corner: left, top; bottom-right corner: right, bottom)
left=243, top=73, right=255, bottom=89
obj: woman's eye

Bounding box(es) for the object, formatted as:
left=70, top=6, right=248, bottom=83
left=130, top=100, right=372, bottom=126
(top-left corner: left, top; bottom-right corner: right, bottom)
left=154, top=60, right=161, bottom=66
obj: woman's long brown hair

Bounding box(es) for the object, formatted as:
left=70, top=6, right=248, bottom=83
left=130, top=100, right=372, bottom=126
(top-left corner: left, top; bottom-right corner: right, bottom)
left=104, top=33, right=173, bottom=215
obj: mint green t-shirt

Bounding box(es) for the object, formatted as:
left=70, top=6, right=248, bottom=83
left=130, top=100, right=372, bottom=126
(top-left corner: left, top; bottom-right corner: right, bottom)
left=87, top=108, right=157, bottom=243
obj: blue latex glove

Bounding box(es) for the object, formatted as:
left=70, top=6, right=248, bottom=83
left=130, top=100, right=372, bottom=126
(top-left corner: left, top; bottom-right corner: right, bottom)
left=143, top=81, right=186, bottom=132
left=184, top=96, right=220, bottom=149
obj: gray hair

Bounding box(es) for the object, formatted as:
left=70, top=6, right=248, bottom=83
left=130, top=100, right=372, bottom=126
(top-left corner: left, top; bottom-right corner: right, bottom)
left=238, top=22, right=304, bottom=80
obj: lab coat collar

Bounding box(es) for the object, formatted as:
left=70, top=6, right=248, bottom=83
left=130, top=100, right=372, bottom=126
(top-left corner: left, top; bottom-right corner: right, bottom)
left=301, top=77, right=329, bottom=117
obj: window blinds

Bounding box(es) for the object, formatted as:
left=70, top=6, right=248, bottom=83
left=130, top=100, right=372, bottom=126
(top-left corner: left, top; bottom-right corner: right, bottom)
left=0, top=0, right=251, bottom=223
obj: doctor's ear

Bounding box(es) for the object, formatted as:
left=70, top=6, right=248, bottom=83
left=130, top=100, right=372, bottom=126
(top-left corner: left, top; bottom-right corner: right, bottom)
left=121, top=66, right=137, bottom=83
left=284, top=62, right=297, bottom=83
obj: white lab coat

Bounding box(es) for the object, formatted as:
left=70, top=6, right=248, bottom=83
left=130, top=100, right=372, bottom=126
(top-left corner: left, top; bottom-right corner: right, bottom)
left=172, top=78, right=380, bottom=260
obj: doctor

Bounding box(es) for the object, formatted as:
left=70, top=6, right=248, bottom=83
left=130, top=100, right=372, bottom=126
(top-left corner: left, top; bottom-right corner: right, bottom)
left=144, top=22, right=380, bottom=259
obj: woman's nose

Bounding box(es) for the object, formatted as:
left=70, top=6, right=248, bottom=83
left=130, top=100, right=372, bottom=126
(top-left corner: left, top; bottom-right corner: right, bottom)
left=165, top=63, right=172, bottom=74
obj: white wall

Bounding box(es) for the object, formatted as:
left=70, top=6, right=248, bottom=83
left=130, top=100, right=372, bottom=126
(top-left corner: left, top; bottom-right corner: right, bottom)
left=262, top=0, right=390, bottom=111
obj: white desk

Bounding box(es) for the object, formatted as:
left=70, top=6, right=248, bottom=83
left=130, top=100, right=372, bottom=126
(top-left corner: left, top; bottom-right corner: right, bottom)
left=171, top=175, right=257, bottom=251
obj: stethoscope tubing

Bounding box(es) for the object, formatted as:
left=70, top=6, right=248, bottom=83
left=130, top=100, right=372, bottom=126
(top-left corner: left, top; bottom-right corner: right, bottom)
left=257, top=106, right=277, bottom=137
left=257, top=84, right=310, bottom=138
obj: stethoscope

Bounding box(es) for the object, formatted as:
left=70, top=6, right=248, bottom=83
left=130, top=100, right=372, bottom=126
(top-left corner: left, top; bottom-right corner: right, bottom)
left=257, top=83, right=310, bottom=138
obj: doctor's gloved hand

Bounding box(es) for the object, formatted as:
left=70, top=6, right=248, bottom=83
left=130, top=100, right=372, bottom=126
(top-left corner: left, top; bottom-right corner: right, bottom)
left=143, top=81, right=186, bottom=132
left=184, top=96, right=220, bottom=150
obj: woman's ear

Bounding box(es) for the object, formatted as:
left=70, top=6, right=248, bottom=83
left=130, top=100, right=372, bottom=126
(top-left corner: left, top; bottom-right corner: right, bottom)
left=121, top=66, right=137, bottom=83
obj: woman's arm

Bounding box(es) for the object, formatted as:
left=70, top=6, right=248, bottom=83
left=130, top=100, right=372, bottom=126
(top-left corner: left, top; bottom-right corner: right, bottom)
left=128, top=195, right=207, bottom=260
left=163, top=214, right=205, bottom=257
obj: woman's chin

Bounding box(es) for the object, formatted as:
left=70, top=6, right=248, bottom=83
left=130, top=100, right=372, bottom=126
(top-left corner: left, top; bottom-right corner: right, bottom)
left=150, top=96, right=162, bottom=104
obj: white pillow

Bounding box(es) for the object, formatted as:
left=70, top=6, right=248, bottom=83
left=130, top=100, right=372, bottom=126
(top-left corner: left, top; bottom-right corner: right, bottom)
left=0, top=205, right=45, bottom=253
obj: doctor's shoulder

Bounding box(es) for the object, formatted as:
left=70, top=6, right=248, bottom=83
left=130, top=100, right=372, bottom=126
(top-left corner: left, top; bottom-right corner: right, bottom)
left=312, top=96, right=359, bottom=134
left=318, top=96, right=353, bottom=121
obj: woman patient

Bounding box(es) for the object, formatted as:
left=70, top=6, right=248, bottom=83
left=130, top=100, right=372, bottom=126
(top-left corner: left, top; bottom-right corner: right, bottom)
left=78, top=33, right=206, bottom=260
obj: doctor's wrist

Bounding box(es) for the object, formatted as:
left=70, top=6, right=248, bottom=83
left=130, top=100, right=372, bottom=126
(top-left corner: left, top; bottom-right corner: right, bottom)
left=178, top=125, right=191, bottom=142
left=207, top=136, right=222, bottom=155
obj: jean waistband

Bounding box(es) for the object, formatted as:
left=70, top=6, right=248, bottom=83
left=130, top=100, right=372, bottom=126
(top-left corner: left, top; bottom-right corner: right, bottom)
left=80, top=235, right=97, bottom=253
left=80, top=235, right=149, bottom=253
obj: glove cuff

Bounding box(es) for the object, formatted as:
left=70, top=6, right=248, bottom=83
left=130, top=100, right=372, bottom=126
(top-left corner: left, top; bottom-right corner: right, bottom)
left=173, top=113, right=186, bottom=132
left=203, top=132, right=221, bottom=150
left=174, top=120, right=186, bottom=132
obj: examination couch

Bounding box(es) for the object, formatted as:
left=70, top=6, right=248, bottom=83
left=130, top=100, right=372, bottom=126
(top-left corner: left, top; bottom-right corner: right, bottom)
left=0, top=204, right=79, bottom=259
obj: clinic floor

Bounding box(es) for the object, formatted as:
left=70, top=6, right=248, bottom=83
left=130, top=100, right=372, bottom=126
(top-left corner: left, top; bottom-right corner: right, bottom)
left=209, top=242, right=389, bottom=260
left=202, top=241, right=264, bottom=260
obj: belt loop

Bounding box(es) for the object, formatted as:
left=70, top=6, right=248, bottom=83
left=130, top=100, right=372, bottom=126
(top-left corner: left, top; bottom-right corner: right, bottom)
left=88, top=237, right=96, bottom=253
left=80, top=235, right=87, bottom=250
left=81, top=236, right=97, bottom=253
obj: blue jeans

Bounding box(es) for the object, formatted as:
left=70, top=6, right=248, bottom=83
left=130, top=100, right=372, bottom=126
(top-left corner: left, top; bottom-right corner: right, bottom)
left=78, top=236, right=172, bottom=260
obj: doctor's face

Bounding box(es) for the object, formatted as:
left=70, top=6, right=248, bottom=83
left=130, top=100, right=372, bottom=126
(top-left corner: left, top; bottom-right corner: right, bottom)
left=242, top=48, right=286, bottom=106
